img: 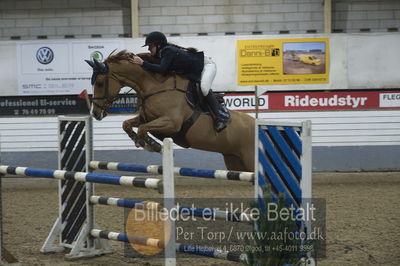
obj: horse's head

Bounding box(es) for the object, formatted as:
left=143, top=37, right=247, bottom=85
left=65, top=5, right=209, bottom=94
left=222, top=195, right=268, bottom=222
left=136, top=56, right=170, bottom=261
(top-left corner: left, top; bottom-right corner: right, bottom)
left=85, top=59, right=123, bottom=120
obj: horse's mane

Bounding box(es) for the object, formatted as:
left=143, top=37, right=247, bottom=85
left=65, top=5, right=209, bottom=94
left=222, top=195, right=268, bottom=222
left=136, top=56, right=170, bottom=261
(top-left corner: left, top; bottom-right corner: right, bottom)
left=104, top=50, right=181, bottom=84
left=105, top=50, right=160, bottom=64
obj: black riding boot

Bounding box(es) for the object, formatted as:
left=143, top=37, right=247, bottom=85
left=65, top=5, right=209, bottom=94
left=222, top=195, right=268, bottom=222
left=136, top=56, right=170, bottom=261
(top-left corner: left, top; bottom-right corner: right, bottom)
left=206, top=90, right=230, bottom=132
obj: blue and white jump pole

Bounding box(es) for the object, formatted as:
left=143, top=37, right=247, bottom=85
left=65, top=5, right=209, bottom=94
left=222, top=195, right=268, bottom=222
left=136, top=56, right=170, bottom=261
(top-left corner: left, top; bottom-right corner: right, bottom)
left=89, top=160, right=254, bottom=182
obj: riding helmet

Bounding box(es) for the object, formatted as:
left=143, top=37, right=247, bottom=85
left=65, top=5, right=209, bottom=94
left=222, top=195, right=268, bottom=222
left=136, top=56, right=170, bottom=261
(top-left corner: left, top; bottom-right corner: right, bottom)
left=142, top=31, right=167, bottom=47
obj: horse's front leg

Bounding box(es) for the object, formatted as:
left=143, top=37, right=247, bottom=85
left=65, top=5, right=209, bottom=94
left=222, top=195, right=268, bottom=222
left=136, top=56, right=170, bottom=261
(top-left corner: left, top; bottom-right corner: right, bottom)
left=137, top=116, right=180, bottom=153
left=122, top=116, right=148, bottom=149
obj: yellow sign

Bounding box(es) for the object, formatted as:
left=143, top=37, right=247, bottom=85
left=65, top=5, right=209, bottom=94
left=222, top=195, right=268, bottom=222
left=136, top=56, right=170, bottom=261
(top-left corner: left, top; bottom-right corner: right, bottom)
left=237, top=38, right=329, bottom=85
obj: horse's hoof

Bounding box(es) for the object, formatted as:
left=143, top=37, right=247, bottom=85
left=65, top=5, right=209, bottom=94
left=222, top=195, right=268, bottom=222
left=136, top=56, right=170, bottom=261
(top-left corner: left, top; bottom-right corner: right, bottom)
left=137, top=139, right=146, bottom=148
left=152, top=143, right=162, bottom=153
left=143, top=145, right=154, bottom=152
left=138, top=140, right=155, bottom=152
left=134, top=141, right=141, bottom=148
left=146, top=138, right=162, bottom=153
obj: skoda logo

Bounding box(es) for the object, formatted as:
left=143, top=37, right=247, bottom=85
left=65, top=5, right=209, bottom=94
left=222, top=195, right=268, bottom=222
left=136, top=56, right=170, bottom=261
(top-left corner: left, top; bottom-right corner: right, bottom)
left=91, top=51, right=104, bottom=62
left=36, top=47, right=54, bottom=64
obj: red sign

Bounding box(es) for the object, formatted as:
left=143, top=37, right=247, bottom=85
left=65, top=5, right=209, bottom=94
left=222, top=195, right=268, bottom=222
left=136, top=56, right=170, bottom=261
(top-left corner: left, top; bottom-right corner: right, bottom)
left=224, top=90, right=400, bottom=111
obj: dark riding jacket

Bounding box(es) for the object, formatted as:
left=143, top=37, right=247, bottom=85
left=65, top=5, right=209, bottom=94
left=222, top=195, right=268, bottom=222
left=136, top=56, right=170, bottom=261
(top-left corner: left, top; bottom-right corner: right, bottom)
left=142, top=45, right=204, bottom=81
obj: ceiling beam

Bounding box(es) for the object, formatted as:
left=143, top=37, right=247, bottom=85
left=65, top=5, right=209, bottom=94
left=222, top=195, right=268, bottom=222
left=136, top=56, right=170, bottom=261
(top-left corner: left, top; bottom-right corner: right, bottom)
left=131, top=0, right=139, bottom=38
left=324, top=0, right=332, bottom=33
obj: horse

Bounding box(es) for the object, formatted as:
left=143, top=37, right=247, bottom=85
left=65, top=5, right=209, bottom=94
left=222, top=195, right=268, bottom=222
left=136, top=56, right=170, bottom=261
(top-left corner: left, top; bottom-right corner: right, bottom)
left=86, top=50, right=255, bottom=172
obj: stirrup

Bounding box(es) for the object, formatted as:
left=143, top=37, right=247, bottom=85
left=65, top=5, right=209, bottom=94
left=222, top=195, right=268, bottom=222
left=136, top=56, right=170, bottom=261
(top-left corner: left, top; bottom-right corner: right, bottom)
left=218, top=105, right=230, bottom=120
left=214, top=118, right=227, bottom=132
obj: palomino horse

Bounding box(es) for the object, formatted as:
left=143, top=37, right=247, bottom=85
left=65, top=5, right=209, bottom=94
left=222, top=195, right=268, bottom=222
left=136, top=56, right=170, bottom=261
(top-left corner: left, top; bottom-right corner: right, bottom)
left=86, top=50, right=255, bottom=172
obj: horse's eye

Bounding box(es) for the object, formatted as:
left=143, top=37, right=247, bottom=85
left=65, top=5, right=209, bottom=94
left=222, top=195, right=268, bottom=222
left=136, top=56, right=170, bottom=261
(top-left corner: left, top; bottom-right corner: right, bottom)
left=96, top=82, right=104, bottom=87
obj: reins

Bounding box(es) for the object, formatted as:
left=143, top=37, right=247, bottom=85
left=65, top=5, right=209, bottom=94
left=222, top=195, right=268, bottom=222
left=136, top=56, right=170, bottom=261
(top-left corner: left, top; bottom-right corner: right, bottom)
left=140, top=87, right=186, bottom=105
left=139, top=72, right=184, bottom=105
left=91, top=58, right=202, bottom=145
left=93, top=68, right=185, bottom=117
left=137, top=73, right=186, bottom=122
left=92, top=72, right=131, bottom=111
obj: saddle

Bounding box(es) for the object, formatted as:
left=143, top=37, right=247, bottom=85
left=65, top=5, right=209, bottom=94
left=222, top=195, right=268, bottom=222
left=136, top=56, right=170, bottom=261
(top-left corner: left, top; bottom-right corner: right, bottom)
left=150, top=80, right=229, bottom=148
left=185, top=80, right=225, bottom=112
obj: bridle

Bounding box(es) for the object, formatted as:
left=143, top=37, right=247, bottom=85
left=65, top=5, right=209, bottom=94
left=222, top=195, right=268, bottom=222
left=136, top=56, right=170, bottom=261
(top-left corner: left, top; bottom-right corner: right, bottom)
left=87, top=58, right=183, bottom=117
left=91, top=72, right=125, bottom=112
left=86, top=58, right=139, bottom=115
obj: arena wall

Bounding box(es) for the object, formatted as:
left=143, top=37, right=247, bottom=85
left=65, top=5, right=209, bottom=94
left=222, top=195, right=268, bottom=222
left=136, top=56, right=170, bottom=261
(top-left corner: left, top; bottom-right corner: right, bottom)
left=1, top=0, right=399, bottom=40
left=1, top=109, right=399, bottom=172
left=0, top=0, right=399, bottom=172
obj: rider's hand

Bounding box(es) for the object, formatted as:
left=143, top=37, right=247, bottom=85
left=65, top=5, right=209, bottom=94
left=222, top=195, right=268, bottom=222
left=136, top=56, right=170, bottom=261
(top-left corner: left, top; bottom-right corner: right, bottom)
left=132, top=56, right=144, bottom=65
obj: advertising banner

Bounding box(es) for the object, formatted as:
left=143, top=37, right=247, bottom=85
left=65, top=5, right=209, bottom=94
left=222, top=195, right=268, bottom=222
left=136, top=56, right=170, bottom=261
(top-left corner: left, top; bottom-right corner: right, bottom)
left=16, top=40, right=124, bottom=95
left=2, top=90, right=398, bottom=116
left=223, top=94, right=268, bottom=111
left=0, top=94, right=137, bottom=117
left=268, top=90, right=398, bottom=111
left=223, top=90, right=400, bottom=111
left=237, top=38, right=329, bottom=86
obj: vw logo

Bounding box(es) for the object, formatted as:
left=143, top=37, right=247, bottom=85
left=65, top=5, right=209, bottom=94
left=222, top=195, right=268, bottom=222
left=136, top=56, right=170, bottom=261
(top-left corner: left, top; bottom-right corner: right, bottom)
left=36, top=47, right=54, bottom=64
left=91, top=51, right=104, bottom=62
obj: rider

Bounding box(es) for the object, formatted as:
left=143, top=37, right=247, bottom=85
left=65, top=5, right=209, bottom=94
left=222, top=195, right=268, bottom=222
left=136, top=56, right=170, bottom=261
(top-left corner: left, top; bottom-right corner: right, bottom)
left=131, top=31, right=230, bottom=132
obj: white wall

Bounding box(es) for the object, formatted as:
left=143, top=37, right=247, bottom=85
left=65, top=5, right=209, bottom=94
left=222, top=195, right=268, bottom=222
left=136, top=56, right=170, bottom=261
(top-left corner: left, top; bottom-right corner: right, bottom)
left=0, top=33, right=399, bottom=96
left=1, top=110, right=399, bottom=152
left=332, top=0, right=400, bottom=33
left=0, top=0, right=131, bottom=40
left=347, top=34, right=400, bottom=88
left=138, top=0, right=324, bottom=35
left=0, top=41, right=18, bottom=95
left=2, top=0, right=399, bottom=40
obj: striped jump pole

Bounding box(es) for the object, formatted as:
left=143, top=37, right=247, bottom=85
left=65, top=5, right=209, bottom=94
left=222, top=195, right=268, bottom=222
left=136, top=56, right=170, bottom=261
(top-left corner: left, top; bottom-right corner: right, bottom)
left=256, top=121, right=312, bottom=205
left=90, top=196, right=253, bottom=222
left=90, top=229, right=247, bottom=263
left=255, top=120, right=313, bottom=264
left=89, top=161, right=254, bottom=182
left=0, top=166, right=161, bottom=190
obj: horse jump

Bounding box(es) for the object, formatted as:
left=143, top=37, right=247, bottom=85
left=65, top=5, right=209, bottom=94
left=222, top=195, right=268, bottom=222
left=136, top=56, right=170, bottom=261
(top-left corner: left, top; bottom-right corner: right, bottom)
left=0, top=141, right=244, bottom=262
left=46, top=116, right=251, bottom=263
left=0, top=116, right=313, bottom=265
left=91, top=229, right=247, bottom=262
left=0, top=166, right=162, bottom=189
left=0, top=162, right=19, bottom=265
left=89, top=161, right=254, bottom=181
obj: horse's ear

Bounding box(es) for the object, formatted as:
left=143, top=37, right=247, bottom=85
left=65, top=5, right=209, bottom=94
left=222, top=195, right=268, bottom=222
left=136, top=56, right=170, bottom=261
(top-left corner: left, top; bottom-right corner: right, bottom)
left=93, top=58, right=108, bottom=73
left=85, top=60, right=96, bottom=69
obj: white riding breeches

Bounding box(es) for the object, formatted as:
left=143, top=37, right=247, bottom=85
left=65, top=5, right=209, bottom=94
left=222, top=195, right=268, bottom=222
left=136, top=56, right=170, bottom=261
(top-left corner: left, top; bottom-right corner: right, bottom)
left=200, top=56, right=216, bottom=96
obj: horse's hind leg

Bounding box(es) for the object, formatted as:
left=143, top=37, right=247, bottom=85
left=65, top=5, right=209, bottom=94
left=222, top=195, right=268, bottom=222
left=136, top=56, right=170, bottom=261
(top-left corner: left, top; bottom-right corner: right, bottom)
left=223, top=154, right=246, bottom=171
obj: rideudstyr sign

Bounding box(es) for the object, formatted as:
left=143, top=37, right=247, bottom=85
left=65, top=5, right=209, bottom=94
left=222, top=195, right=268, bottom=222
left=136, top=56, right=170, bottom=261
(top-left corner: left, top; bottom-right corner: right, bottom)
left=223, top=90, right=400, bottom=111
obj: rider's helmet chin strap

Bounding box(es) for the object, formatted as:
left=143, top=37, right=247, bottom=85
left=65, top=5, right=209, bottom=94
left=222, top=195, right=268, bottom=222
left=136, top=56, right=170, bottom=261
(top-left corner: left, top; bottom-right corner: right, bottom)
left=156, top=45, right=161, bottom=56
left=155, top=43, right=165, bottom=57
